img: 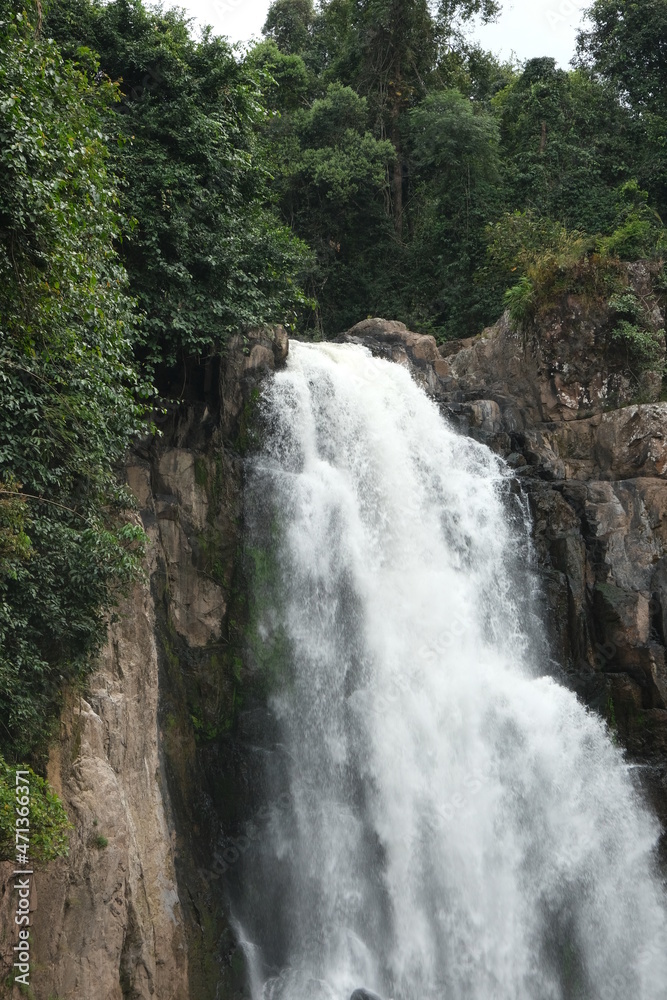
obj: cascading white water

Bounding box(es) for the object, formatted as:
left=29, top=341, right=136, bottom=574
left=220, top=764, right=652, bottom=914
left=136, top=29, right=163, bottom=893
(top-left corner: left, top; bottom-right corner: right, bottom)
left=239, top=341, right=667, bottom=1000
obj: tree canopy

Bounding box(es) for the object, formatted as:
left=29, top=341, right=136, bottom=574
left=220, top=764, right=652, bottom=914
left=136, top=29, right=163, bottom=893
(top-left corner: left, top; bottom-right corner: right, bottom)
left=45, top=0, right=311, bottom=366
left=248, top=0, right=665, bottom=336
left=0, top=5, right=148, bottom=761
left=577, top=0, right=667, bottom=218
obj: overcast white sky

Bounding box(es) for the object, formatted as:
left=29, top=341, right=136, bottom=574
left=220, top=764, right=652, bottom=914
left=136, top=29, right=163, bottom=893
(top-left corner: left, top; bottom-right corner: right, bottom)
left=164, top=0, right=591, bottom=67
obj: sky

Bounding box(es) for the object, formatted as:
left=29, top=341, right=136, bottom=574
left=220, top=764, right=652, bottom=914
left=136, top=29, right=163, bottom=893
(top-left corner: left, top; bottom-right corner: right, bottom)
left=164, top=0, right=591, bottom=68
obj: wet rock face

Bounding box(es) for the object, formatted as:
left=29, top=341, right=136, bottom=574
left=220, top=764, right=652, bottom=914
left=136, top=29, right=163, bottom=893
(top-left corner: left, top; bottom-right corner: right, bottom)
left=1, top=576, right=189, bottom=1000
left=0, top=328, right=288, bottom=1000
left=349, top=989, right=385, bottom=1000
left=344, top=297, right=667, bottom=852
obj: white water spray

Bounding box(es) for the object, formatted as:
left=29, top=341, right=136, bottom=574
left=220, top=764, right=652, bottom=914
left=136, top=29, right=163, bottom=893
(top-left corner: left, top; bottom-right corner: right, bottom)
left=239, top=341, right=667, bottom=1000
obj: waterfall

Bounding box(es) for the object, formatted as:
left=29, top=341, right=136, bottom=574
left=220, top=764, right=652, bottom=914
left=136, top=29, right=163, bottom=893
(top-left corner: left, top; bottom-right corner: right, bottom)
left=237, top=341, right=667, bottom=1000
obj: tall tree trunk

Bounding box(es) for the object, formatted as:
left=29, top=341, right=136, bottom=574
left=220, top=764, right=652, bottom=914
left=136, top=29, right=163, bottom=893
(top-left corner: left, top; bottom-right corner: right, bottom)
left=392, top=132, right=403, bottom=237
left=391, top=52, right=403, bottom=237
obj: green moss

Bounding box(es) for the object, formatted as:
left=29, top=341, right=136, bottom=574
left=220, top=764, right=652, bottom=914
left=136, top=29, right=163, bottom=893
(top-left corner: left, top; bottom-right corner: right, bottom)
left=186, top=648, right=244, bottom=744
left=595, top=582, right=627, bottom=607
left=162, top=620, right=180, bottom=671
left=259, top=627, right=293, bottom=693
left=189, top=712, right=220, bottom=743
left=6, top=970, right=37, bottom=1000
left=194, top=457, right=209, bottom=489
left=196, top=528, right=227, bottom=586
left=245, top=532, right=295, bottom=696
left=186, top=899, right=233, bottom=999
left=209, top=456, right=224, bottom=516
left=236, top=387, right=262, bottom=455
left=160, top=594, right=241, bottom=744
left=231, top=948, right=246, bottom=978
left=232, top=655, right=243, bottom=682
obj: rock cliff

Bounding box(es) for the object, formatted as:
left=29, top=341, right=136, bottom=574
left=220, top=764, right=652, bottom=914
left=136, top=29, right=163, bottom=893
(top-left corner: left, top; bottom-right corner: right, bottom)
left=1, top=328, right=288, bottom=1000
left=3, top=272, right=667, bottom=997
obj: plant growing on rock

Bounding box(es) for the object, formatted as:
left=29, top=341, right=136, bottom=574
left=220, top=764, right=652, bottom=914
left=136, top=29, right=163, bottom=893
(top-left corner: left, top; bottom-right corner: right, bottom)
left=503, top=276, right=535, bottom=326
left=0, top=4, right=148, bottom=762
left=0, top=756, right=71, bottom=862
left=608, top=289, right=666, bottom=375
left=487, top=211, right=614, bottom=326
left=597, top=181, right=667, bottom=262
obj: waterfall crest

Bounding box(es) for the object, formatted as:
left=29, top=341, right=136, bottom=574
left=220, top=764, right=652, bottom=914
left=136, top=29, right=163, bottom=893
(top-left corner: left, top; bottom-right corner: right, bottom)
left=240, top=341, right=667, bottom=1000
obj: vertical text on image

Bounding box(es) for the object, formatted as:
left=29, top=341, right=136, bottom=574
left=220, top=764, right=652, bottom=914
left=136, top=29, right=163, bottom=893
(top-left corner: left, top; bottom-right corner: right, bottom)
left=13, top=769, right=32, bottom=988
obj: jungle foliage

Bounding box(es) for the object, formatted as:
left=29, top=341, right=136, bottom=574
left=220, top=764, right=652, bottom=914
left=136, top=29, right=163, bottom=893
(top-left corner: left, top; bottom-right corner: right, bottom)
left=0, top=755, right=72, bottom=862
left=43, top=0, right=311, bottom=365
left=37, top=0, right=667, bottom=340
left=0, top=5, right=147, bottom=765
left=253, top=0, right=666, bottom=337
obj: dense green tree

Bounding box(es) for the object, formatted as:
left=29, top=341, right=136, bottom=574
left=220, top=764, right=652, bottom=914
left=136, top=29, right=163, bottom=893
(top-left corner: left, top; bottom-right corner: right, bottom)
left=263, top=0, right=501, bottom=232
left=410, top=88, right=499, bottom=178
left=246, top=39, right=312, bottom=112
left=577, top=0, right=667, bottom=217
left=45, top=0, right=311, bottom=366
left=254, top=0, right=667, bottom=338
left=263, top=0, right=316, bottom=55
left=265, top=82, right=396, bottom=330
left=256, top=0, right=511, bottom=332
left=325, top=0, right=500, bottom=230
left=0, top=4, right=146, bottom=760
left=577, top=0, right=667, bottom=114
left=486, top=52, right=666, bottom=326
left=496, top=58, right=636, bottom=233
left=436, top=42, right=517, bottom=103
left=406, top=89, right=504, bottom=335
left=347, top=0, right=436, bottom=231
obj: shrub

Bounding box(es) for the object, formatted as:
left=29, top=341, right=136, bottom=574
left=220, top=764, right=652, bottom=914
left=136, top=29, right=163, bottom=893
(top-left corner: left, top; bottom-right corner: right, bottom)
left=0, top=756, right=71, bottom=862
left=504, top=276, right=535, bottom=325
left=597, top=182, right=667, bottom=261
left=608, top=288, right=666, bottom=371
left=487, top=210, right=616, bottom=327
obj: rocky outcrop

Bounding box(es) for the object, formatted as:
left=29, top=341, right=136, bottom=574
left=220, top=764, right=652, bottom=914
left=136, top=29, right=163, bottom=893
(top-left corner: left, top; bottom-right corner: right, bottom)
left=344, top=287, right=667, bottom=853
left=0, top=328, right=288, bottom=1000
left=1, top=577, right=189, bottom=1000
